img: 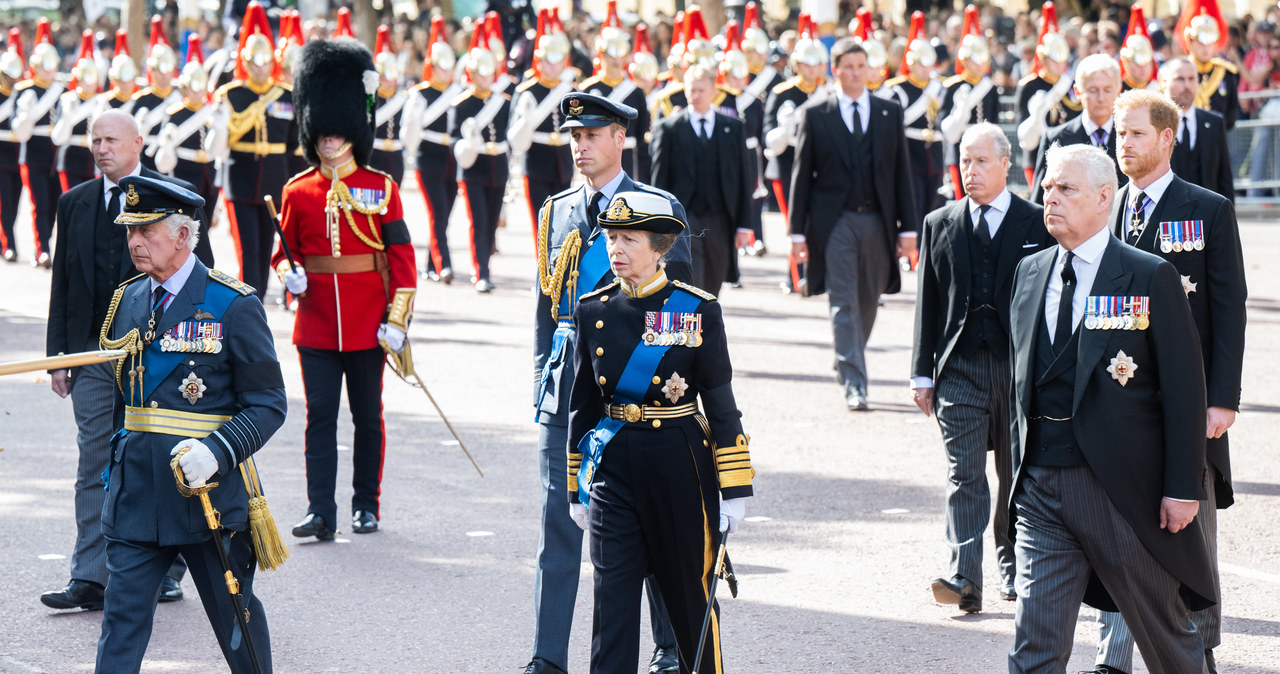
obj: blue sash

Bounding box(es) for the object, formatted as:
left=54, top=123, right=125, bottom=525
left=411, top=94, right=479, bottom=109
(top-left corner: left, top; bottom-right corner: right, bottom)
left=576, top=288, right=701, bottom=505
left=140, top=281, right=239, bottom=401
left=534, top=235, right=613, bottom=419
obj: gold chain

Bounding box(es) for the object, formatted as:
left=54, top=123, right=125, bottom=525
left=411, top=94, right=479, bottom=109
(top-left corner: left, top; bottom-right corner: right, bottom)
left=536, top=200, right=582, bottom=321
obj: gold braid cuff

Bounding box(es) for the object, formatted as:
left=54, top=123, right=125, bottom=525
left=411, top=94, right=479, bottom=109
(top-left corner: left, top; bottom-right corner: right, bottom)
left=386, top=288, right=416, bottom=331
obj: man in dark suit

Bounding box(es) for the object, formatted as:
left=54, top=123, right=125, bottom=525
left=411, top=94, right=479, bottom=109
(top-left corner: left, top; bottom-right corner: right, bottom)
left=650, top=64, right=752, bottom=297
left=42, top=110, right=202, bottom=611
left=789, top=38, right=916, bottom=411
left=1030, top=54, right=1125, bottom=204
left=1007, top=143, right=1215, bottom=673
left=1161, top=58, right=1234, bottom=200
left=1089, top=89, right=1246, bottom=674
left=912, top=122, right=1053, bottom=614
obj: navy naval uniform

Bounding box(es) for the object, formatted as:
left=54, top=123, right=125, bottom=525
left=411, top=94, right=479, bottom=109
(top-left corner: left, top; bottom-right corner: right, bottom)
left=14, top=77, right=64, bottom=259
left=579, top=74, right=652, bottom=182
left=0, top=77, right=21, bottom=257
left=449, top=86, right=510, bottom=284
left=879, top=74, right=946, bottom=228
left=404, top=81, right=460, bottom=277
left=369, top=86, right=408, bottom=183
left=568, top=268, right=754, bottom=673
left=95, top=178, right=285, bottom=672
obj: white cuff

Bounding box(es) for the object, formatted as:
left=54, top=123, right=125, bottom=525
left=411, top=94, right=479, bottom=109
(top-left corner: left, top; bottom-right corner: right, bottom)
left=910, top=377, right=934, bottom=390
left=789, top=234, right=806, bottom=243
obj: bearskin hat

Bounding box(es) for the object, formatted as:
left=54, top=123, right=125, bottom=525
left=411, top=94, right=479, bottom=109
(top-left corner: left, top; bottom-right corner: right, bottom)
left=293, top=37, right=377, bottom=167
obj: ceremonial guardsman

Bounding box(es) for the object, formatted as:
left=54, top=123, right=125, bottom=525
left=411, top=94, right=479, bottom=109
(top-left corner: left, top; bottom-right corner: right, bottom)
left=207, top=1, right=299, bottom=301
left=1163, top=57, right=1235, bottom=198
left=274, top=37, right=417, bottom=539
left=276, top=10, right=308, bottom=177
left=132, top=16, right=182, bottom=172
left=851, top=7, right=889, bottom=94
left=1119, top=4, right=1159, bottom=93
left=369, top=25, right=407, bottom=184
left=657, top=10, right=686, bottom=90
left=95, top=175, right=285, bottom=674
left=511, top=10, right=575, bottom=243
left=629, top=24, right=661, bottom=182
left=568, top=191, right=753, bottom=674
left=52, top=31, right=102, bottom=192
left=879, top=12, right=944, bottom=241
left=652, top=8, right=737, bottom=122
left=742, top=2, right=783, bottom=97
left=940, top=5, right=999, bottom=201
left=1, top=28, right=25, bottom=261
left=154, top=34, right=218, bottom=266
left=402, top=16, right=460, bottom=284
left=449, top=29, right=511, bottom=293
left=720, top=22, right=767, bottom=258
left=11, top=18, right=64, bottom=268
left=98, top=30, right=139, bottom=112
left=579, top=14, right=651, bottom=184
left=1015, top=1, right=1080, bottom=186
left=1179, top=0, right=1239, bottom=130
left=528, top=92, right=693, bottom=674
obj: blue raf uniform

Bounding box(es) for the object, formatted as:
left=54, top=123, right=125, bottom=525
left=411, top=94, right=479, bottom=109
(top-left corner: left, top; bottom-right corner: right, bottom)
left=529, top=92, right=693, bottom=674
left=96, top=176, right=286, bottom=674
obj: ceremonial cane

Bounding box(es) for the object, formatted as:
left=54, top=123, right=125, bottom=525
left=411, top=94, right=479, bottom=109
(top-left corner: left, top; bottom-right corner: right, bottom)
left=171, top=449, right=265, bottom=674
left=692, top=530, right=730, bottom=674
left=263, top=195, right=298, bottom=273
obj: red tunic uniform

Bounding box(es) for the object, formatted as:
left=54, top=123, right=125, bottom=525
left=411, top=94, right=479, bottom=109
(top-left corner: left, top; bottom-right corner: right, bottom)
left=274, top=162, right=416, bottom=351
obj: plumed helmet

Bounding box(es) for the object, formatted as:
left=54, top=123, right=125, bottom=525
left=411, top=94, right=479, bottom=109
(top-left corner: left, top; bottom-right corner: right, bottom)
left=630, top=23, right=659, bottom=81
left=28, top=19, right=58, bottom=74
left=1, top=28, right=25, bottom=80
left=147, top=16, right=177, bottom=77
left=742, top=2, right=769, bottom=56
left=293, top=38, right=377, bottom=167
left=109, top=30, right=138, bottom=84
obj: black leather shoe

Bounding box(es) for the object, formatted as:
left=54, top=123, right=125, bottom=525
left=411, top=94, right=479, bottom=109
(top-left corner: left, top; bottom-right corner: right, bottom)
left=999, top=585, right=1016, bottom=601
left=292, top=513, right=335, bottom=540
left=158, top=576, right=183, bottom=603
left=41, top=579, right=105, bottom=611
left=352, top=510, right=379, bottom=534
left=1205, top=649, right=1217, bottom=674
left=648, top=645, right=680, bottom=673
left=1079, top=667, right=1127, bottom=674
left=2, top=249, right=16, bottom=263
left=521, top=657, right=567, bottom=674
left=931, top=574, right=982, bottom=613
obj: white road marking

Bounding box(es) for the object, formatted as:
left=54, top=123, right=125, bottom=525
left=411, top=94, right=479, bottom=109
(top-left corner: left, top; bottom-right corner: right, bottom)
left=1220, top=562, right=1280, bottom=584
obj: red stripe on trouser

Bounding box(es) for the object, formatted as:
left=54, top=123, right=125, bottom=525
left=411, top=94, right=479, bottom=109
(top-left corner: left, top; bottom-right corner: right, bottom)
left=458, top=182, right=479, bottom=280
left=57, top=171, right=69, bottom=194
left=523, top=176, right=539, bottom=245
left=414, top=171, right=444, bottom=273
left=1023, top=167, right=1034, bottom=187
left=19, top=165, right=42, bottom=257
left=222, top=191, right=245, bottom=281
left=772, top=179, right=801, bottom=291
left=949, top=165, right=964, bottom=201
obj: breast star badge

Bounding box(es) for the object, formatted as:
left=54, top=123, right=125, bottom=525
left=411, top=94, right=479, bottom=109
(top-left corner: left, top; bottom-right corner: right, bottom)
left=1181, top=275, right=1197, bottom=296
left=180, top=372, right=207, bottom=404
left=662, top=372, right=688, bottom=403
left=1107, top=350, right=1138, bottom=387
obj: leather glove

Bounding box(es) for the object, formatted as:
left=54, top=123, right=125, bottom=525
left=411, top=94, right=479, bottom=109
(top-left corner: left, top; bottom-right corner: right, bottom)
left=719, top=497, right=746, bottom=533
left=283, top=267, right=308, bottom=295
left=378, top=324, right=406, bottom=352
left=170, top=439, right=219, bottom=487
left=570, top=503, right=589, bottom=532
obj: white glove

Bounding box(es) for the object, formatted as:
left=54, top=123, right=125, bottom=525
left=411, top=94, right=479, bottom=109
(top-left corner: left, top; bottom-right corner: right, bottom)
left=569, top=502, right=589, bottom=531
left=170, top=439, right=220, bottom=487
left=283, top=267, right=308, bottom=295
left=378, top=323, right=406, bottom=352
left=719, top=497, right=747, bottom=533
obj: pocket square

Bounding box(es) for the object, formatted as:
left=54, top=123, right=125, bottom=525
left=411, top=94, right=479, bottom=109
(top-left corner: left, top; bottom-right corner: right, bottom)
left=1022, top=242, right=1038, bottom=248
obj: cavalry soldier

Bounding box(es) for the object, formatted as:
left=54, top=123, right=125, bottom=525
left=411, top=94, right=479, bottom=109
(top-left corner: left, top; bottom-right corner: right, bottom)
left=95, top=175, right=285, bottom=673
left=652, top=8, right=736, bottom=122
left=879, top=11, right=945, bottom=249
left=1015, top=1, right=1080, bottom=186
left=370, top=25, right=408, bottom=184
left=742, top=2, right=783, bottom=97
left=510, top=9, right=575, bottom=244
left=658, top=10, right=686, bottom=90
left=207, top=1, right=299, bottom=301
left=486, top=11, right=515, bottom=96
left=52, top=31, right=102, bottom=193
left=133, top=16, right=183, bottom=171
left=98, top=30, right=139, bottom=112
left=1180, top=0, right=1239, bottom=129
left=579, top=15, right=650, bottom=186
left=629, top=23, right=662, bottom=182
left=11, top=18, right=64, bottom=268
left=718, top=22, right=767, bottom=259
left=1, top=28, right=26, bottom=261
left=940, top=5, right=1000, bottom=200
left=277, top=10, right=308, bottom=177
left=274, top=37, right=417, bottom=540
left=527, top=92, right=692, bottom=674
left=154, top=34, right=218, bottom=267
left=449, top=28, right=511, bottom=294
left=851, top=7, right=889, bottom=93
left=402, top=16, right=460, bottom=284
left=1119, top=4, right=1159, bottom=92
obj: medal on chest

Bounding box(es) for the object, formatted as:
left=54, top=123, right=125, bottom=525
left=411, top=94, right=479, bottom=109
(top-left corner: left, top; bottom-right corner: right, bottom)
left=643, top=311, right=703, bottom=348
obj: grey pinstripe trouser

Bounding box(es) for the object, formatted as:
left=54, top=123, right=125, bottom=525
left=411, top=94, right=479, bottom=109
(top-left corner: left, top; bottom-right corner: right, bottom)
left=1009, top=466, right=1205, bottom=674
left=68, top=361, right=117, bottom=587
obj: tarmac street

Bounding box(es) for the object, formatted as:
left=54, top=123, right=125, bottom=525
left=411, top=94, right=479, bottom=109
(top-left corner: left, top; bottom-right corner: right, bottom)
left=1, top=182, right=1278, bottom=672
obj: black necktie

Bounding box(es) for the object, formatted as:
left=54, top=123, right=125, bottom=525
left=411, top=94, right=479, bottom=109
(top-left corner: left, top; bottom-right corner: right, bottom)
left=107, top=186, right=121, bottom=223
left=1092, top=128, right=1108, bottom=148
left=851, top=103, right=863, bottom=141
left=587, top=191, right=604, bottom=226
left=152, top=286, right=170, bottom=321
left=1054, top=251, right=1077, bottom=353
left=1179, top=117, right=1190, bottom=149
left=975, top=204, right=992, bottom=247
left=699, top=118, right=709, bottom=140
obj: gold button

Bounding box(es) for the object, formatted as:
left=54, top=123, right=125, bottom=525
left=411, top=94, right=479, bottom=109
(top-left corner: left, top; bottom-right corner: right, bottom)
left=600, top=295, right=609, bottom=302
left=652, top=376, right=661, bottom=385
left=596, top=347, right=604, bottom=356
left=595, top=320, right=604, bottom=329
left=651, top=419, right=661, bottom=428
left=150, top=401, right=159, bottom=408
left=599, top=376, right=607, bottom=385
left=703, top=440, right=709, bottom=447
left=652, top=401, right=661, bottom=406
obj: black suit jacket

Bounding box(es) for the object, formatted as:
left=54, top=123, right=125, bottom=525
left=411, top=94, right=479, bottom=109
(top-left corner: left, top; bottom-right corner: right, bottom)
left=1008, top=236, right=1214, bottom=612
left=1029, top=116, right=1127, bottom=204
left=912, top=193, right=1052, bottom=381
left=1112, top=175, right=1247, bottom=507
left=650, top=109, right=752, bottom=226
left=47, top=167, right=208, bottom=362
left=1172, top=109, right=1234, bottom=199
left=789, top=93, right=916, bottom=296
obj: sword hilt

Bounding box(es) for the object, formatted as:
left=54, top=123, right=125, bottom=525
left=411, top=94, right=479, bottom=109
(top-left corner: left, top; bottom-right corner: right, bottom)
left=170, top=448, right=221, bottom=530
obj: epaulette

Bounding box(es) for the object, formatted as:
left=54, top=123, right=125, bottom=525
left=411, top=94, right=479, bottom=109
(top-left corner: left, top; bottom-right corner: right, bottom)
left=129, top=87, right=148, bottom=101
left=515, top=78, right=538, bottom=92
left=579, top=75, right=602, bottom=90
left=14, top=80, right=36, bottom=91
left=1210, top=57, right=1238, bottom=75
left=1018, top=73, right=1038, bottom=87
left=285, top=166, right=317, bottom=187
left=944, top=74, right=965, bottom=87
left=772, top=77, right=800, bottom=95
left=410, top=81, right=430, bottom=92
left=208, top=268, right=255, bottom=296
left=883, top=75, right=908, bottom=88
left=522, top=68, right=536, bottom=80
left=672, top=280, right=715, bottom=301
left=164, top=101, right=185, bottom=115
left=451, top=90, right=473, bottom=106
left=118, top=272, right=147, bottom=288
left=546, top=184, right=581, bottom=203
left=213, top=80, right=240, bottom=99
left=580, top=279, right=620, bottom=300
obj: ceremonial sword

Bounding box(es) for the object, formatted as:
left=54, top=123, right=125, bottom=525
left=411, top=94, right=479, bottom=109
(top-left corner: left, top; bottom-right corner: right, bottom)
left=0, top=350, right=126, bottom=376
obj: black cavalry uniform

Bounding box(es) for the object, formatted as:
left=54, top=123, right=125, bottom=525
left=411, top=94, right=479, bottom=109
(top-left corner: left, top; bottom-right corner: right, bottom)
left=159, top=99, right=218, bottom=267
left=1014, top=73, right=1081, bottom=174
left=15, top=77, right=64, bottom=259
left=513, top=75, right=575, bottom=236
left=763, top=77, right=817, bottom=217
left=0, top=78, right=22, bottom=258
left=56, top=90, right=99, bottom=190
left=579, top=73, right=652, bottom=182
left=879, top=74, right=946, bottom=226
left=449, top=87, right=511, bottom=285
left=1193, top=57, right=1240, bottom=130
left=404, top=80, right=460, bottom=277
left=132, top=85, right=181, bottom=172
left=369, top=86, right=408, bottom=183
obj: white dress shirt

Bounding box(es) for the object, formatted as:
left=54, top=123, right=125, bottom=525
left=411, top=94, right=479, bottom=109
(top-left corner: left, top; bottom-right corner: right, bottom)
left=835, top=88, right=871, bottom=135
left=1128, top=168, right=1176, bottom=227
left=1081, top=116, right=1114, bottom=147
left=149, top=244, right=198, bottom=310
left=688, top=109, right=716, bottom=139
